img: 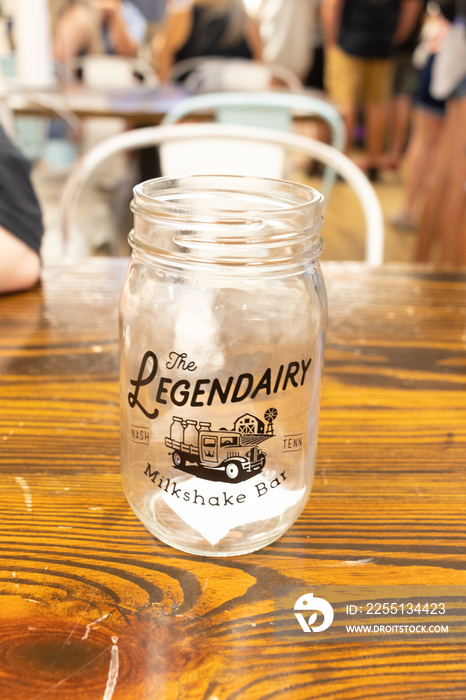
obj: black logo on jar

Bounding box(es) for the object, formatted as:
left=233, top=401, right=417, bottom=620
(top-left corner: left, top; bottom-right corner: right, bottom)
left=127, top=351, right=312, bottom=419
left=165, top=410, right=277, bottom=483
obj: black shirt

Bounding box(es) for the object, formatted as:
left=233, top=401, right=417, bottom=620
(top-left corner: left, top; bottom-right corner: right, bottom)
left=175, top=6, right=253, bottom=63
left=339, top=0, right=402, bottom=58
left=0, top=124, right=43, bottom=255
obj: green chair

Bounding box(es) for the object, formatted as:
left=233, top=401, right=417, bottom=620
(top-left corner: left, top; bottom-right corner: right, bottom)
left=162, top=91, right=345, bottom=205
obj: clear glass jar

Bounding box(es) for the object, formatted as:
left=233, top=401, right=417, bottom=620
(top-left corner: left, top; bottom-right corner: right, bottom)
left=119, top=174, right=327, bottom=557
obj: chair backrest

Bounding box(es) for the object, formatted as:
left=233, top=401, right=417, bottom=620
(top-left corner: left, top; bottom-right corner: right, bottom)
left=162, top=91, right=346, bottom=203
left=169, top=57, right=303, bottom=93
left=60, top=122, right=384, bottom=263
left=163, top=91, right=344, bottom=147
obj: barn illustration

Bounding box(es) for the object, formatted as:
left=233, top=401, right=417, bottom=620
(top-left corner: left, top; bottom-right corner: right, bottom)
left=234, top=413, right=265, bottom=436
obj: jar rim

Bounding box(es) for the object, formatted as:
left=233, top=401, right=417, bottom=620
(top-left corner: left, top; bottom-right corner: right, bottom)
left=132, top=174, right=324, bottom=225
left=130, top=174, right=324, bottom=270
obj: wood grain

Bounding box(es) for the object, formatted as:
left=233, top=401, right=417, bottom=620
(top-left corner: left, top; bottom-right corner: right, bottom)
left=0, top=259, right=465, bottom=699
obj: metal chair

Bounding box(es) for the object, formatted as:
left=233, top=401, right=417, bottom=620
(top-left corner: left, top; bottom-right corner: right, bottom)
left=59, top=122, right=384, bottom=263
left=1, top=54, right=81, bottom=162
left=162, top=91, right=345, bottom=203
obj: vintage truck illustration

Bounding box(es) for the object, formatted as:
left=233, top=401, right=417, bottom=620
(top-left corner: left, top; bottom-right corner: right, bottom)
left=165, top=411, right=277, bottom=483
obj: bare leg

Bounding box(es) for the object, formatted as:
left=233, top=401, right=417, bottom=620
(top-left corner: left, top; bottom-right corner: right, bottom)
left=399, top=108, right=444, bottom=218
left=415, top=100, right=458, bottom=261
left=460, top=208, right=466, bottom=265
left=384, top=94, right=412, bottom=169
left=365, top=101, right=388, bottom=170
left=438, top=97, right=466, bottom=264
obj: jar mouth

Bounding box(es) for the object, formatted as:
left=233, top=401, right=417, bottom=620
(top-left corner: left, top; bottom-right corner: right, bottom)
left=132, top=174, right=323, bottom=225
left=130, top=174, right=324, bottom=270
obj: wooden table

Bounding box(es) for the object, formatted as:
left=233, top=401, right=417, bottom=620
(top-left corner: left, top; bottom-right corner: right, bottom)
left=1, top=259, right=465, bottom=699
left=7, top=84, right=333, bottom=128
left=8, top=83, right=189, bottom=125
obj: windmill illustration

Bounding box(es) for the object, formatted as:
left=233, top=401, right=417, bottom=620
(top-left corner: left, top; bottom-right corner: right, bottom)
left=264, top=407, right=278, bottom=435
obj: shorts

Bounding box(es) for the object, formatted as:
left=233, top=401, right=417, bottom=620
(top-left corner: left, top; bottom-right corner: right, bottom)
left=413, top=53, right=445, bottom=116
left=325, top=45, right=395, bottom=105
left=393, top=51, right=419, bottom=96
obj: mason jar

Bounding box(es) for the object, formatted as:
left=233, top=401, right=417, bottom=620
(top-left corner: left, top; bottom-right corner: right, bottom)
left=119, top=174, right=327, bottom=557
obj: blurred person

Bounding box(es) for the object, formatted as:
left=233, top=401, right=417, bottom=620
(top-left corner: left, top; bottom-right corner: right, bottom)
left=99, top=0, right=147, bottom=55
left=51, top=0, right=148, bottom=254
left=52, top=0, right=147, bottom=79
left=321, top=0, right=423, bottom=181
left=305, top=0, right=326, bottom=91
left=153, top=0, right=262, bottom=82
left=131, top=0, right=167, bottom=54
left=415, top=0, right=466, bottom=263
left=389, top=7, right=450, bottom=230
left=257, top=0, right=333, bottom=155
left=131, top=0, right=167, bottom=23
left=51, top=0, right=102, bottom=76
left=389, top=54, right=446, bottom=230
left=0, top=123, right=43, bottom=294
left=382, top=8, right=424, bottom=171
left=258, top=0, right=318, bottom=82
left=301, top=3, right=333, bottom=151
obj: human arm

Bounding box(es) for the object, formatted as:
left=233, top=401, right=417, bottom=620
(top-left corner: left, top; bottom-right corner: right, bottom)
left=0, top=226, right=40, bottom=294
left=53, top=3, right=99, bottom=75
left=0, top=125, right=43, bottom=294
left=97, top=0, right=146, bottom=56
left=392, top=0, right=423, bottom=46
left=321, top=0, right=345, bottom=48
left=151, top=4, right=192, bottom=81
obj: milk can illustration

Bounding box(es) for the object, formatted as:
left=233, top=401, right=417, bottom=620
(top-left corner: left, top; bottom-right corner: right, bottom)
left=119, top=175, right=327, bottom=556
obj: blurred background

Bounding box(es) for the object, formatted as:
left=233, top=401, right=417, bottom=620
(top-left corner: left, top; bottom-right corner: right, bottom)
left=0, top=0, right=464, bottom=269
